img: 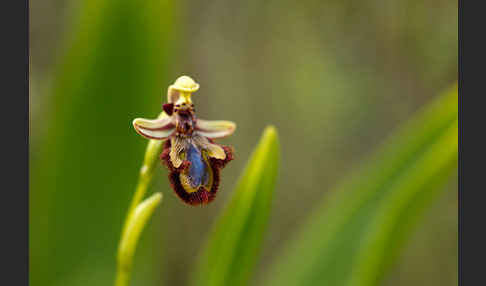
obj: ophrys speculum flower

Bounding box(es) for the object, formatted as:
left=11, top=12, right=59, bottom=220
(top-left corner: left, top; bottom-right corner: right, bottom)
left=133, top=76, right=235, bottom=205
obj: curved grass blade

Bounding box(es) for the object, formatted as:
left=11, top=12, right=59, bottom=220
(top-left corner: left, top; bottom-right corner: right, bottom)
left=264, top=84, right=457, bottom=286
left=346, top=121, right=457, bottom=286
left=191, top=126, right=280, bottom=286
left=29, top=0, right=174, bottom=285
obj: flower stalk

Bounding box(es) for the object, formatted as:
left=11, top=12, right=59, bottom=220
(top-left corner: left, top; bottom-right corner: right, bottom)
left=115, top=112, right=166, bottom=286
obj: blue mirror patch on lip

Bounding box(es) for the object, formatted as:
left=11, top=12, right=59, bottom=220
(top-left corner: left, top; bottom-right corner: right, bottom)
left=186, top=143, right=207, bottom=188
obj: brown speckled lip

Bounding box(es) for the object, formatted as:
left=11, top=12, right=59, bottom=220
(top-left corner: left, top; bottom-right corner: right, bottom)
left=160, top=139, right=233, bottom=205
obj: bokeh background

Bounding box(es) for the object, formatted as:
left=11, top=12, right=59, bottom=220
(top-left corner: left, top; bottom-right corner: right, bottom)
left=30, top=0, right=457, bottom=286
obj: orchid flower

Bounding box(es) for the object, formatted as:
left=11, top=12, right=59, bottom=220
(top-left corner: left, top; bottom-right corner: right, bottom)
left=132, top=76, right=236, bottom=205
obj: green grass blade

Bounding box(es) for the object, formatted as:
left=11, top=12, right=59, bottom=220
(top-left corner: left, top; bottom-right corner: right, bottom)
left=346, top=120, right=457, bottom=286
left=191, top=126, right=280, bottom=286
left=263, top=84, right=457, bottom=286
left=29, top=0, right=174, bottom=285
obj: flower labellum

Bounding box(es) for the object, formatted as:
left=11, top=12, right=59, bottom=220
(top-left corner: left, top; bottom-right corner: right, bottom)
left=132, top=76, right=236, bottom=205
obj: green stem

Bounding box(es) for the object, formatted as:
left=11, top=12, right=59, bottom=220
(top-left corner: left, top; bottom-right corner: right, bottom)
left=115, top=111, right=166, bottom=286
left=121, top=112, right=166, bottom=234
left=114, top=270, right=130, bottom=286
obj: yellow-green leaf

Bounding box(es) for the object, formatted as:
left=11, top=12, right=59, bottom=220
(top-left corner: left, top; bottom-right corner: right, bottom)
left=116, top=193, right=163, bottom=286
left=191, top=126, right=280, bottom=286
left=263, top=84, right=457, bottom=286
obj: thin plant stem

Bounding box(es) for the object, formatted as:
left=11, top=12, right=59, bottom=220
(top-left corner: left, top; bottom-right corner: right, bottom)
left=114, top=265, right=130, bottom=286
left=122, top=139, right=164, bottom=235
left=114, top=112, right=166, bottom=286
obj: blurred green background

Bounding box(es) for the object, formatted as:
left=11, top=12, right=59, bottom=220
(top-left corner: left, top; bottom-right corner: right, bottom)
left=29, top=0, right=457, bottom=286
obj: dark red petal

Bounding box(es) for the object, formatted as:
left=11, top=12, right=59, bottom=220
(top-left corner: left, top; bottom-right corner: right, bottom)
left=162, top=103, right=174, bottom=115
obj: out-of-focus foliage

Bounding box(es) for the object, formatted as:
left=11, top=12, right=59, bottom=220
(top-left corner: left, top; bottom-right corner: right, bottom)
left=264, top=86, right=457, bottom=286
left=29, top=0, right=174, bottom=285
left=191, top=126, right=280, bottom=286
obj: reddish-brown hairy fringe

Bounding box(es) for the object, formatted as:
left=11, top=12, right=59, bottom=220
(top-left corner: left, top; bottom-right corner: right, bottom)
left=160, top=139, right=234, bottom=206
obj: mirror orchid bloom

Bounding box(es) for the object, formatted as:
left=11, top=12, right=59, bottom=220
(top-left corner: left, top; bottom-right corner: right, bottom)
left=132, top=76, right=236, bottom=205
